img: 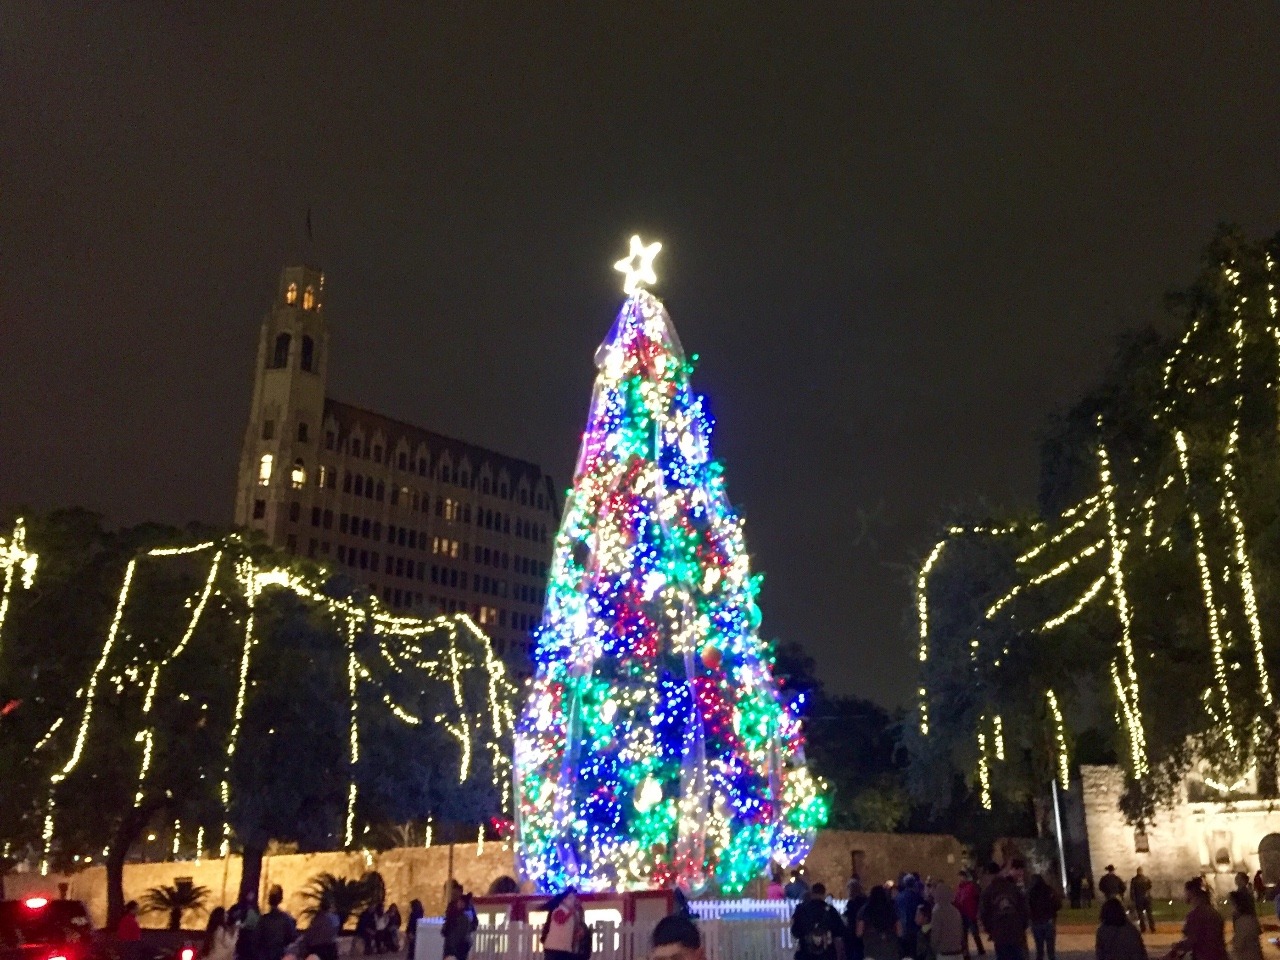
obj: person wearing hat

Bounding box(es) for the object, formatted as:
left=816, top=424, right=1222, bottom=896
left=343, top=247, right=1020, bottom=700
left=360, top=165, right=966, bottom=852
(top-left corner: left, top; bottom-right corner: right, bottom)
left=1098, top=866, right=1126, bottom=902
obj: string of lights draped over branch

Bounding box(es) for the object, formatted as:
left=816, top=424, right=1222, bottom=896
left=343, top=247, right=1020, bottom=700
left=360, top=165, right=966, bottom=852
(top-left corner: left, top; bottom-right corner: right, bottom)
left=914, top=236, right=1280, bottom=809
left=21, top=532, right=514, bottom=874
left=0, top=518, right=39, bottom=659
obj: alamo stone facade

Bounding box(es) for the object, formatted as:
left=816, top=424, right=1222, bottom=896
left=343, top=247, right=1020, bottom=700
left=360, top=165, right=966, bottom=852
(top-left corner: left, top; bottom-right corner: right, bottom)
left=1081, top=763, right=1280, bottom=899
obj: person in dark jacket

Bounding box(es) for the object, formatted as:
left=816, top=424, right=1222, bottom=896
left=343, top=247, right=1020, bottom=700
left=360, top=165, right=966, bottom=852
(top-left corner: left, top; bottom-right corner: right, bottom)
left=441, top=889, right=477, bottom=960
left=1172, top=878, right=1228, bottom=960
left=980, top=864, right=1030, bottom=960
left=844, top=879, right=870, bottom=960
left=1098, top=867, right=1125, bottom=902
left=1129, top=869, right=1154, bottom=933
left=858, top=886, right=902, bottom=960
left=1026, top=876, right=1061, bottom=960
left=895, top=877, right=924, bottom=960
left=355, top=906, right=378, bottom=956
left=378, top=904, right=400, bottom=953
left=404, top=900, right=424, bottom=960
left=1095, top=898, right=1146, bottom=960
left=300, top=899, right=339, bottom=960
left=256, top=886, right=297, bottom=960
left=792, top=884, right=847, bottom=960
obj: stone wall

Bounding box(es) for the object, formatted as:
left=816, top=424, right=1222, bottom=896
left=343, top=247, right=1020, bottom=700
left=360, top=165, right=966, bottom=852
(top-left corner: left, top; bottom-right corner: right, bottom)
left=1081, top=763, right=1280, bottom=899
left=4, top=843, right=517, bottom=930
left=4, top=828, right=967, bottom=929
left=798, top=830, right=968, bottom=893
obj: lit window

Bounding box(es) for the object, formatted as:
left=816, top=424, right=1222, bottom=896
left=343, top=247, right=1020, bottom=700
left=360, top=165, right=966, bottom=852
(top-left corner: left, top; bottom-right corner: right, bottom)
left=318, top=465, right=328, bottom=488
left=303, top=286, right=315, bottom=310
left=286, top=282, right=298, bottom=305
left=291, top=459, right=306, bottom=489
left=258, top=453, right=273, bottom=485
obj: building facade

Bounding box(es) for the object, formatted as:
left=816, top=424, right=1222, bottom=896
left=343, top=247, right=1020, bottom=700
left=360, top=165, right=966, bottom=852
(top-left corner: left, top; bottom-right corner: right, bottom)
left=1081, top=763, right=1280, bottom=898
left=234, top=265, right=558, bottom=675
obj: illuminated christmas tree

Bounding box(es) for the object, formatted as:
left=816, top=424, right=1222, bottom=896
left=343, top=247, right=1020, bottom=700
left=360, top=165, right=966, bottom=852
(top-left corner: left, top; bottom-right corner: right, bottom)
left=514, top=237, right=826, bottom=895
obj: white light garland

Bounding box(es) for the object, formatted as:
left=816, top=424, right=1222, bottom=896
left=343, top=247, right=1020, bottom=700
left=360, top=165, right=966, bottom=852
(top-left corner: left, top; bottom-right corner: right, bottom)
left=1099, top=441, right=1148, bottom=778
left=1039, top=576, right=1106, bottom=632
left=1046, top=690, right=1070, bottom=791
left=27, top=531, right=515, bottom=867
left=345, top=619, right=360, bottom=848
left=1174, top=430, right=1238, bottom=757
left=0, top=518, right=38, bottom=654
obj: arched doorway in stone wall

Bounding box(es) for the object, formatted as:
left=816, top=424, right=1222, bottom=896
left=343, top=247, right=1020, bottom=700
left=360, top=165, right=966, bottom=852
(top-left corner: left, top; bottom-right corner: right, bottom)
left=1259, top=834, right=1280, bottom=884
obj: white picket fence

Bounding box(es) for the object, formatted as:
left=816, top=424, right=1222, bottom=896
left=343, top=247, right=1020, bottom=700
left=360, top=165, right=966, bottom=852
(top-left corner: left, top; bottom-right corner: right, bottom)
left=416, top=916, right=798, bottom=960
left=687, top=897, right=848, bottom=921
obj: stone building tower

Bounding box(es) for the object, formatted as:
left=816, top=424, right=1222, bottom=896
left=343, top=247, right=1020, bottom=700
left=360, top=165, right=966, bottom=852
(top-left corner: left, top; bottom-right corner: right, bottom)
left=233, top=265, right=329, bottom=549
left=230, top=264, right=560, bottom=677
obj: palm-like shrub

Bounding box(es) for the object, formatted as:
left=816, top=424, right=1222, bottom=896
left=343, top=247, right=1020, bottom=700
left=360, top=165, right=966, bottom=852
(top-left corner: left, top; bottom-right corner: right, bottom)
left=299, top=872, right=382, bottom=930
left=139, top=882, right=211, bottom=930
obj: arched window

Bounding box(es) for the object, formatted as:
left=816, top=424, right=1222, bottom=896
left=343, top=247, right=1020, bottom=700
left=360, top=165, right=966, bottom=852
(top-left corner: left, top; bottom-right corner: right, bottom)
left=354, top=475, right=364, bottom=497
left=375, top=481, right=385, bottom=502
left=258, top=453, right=273, bottom=485
left=286, top=282, right=298, bottom=305
left=271, top=333, right=291, bottom=369
left=302, top=286, right=315, bottom=310
left=301, top=335, right=315, bottom=372
left=291, top=459, right=306, bottom=489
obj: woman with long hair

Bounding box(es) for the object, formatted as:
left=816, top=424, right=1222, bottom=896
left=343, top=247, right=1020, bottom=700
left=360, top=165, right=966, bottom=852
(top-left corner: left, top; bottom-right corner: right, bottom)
left=858, top=886, right=902, bottom=960
left=204, top=908, right=237, bottom=960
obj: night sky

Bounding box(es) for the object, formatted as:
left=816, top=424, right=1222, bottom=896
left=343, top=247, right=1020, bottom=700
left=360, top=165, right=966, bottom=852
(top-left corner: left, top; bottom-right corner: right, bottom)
left=4, top=5, right=1279, bottom=707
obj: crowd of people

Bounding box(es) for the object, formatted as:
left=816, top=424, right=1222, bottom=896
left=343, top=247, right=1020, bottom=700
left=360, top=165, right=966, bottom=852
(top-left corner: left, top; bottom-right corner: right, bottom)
left=112, top=861, right=1278, bottom=960
left=191, top=885, right=424, bottom=960
left=782, top=860, right=1272, bottom=960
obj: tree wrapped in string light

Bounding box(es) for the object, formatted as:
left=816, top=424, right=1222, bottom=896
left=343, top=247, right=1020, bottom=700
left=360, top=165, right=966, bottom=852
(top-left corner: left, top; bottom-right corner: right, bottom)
left=514, top=238, right=826, bottom=894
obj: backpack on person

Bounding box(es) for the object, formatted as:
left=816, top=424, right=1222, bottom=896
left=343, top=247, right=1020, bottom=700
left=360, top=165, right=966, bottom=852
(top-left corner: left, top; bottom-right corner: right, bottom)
left=799, top=905, right=837, bottom=957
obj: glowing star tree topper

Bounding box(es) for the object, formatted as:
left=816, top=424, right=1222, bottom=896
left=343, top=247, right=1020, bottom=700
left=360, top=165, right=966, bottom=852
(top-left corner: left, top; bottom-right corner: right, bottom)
left=613, top=235, right=663, bottom=295
left=513, top=238, right=826, bottom=895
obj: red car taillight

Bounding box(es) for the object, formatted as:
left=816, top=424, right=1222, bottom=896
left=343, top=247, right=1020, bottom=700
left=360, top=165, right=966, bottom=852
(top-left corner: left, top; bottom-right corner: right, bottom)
left=47, top=954, right=67, bottom=960
left=25, top=897, right=50, bottom=909
left=181, top=948, right=195, bottom=960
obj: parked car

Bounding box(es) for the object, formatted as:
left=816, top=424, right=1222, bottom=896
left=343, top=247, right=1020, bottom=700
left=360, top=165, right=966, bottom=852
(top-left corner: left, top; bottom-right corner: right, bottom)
left=0, top=897, right=98, bottom=960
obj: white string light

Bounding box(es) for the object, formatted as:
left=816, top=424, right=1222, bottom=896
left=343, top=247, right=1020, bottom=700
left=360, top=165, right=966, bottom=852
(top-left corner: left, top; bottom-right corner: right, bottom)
left=345, top=619, right=360, bottom=848
left=1039, top=576, right=1106, bottom=632
left=1174, top=430, right=1238, bottom=758
left=221, top=558, right=259, bottom=856
left=1046, top=690, right=1070, bottom=791
left=26, top=531, right=515, bottom=868
left=0, top=518, right=38, bottom=654
left=1098, top=441, right=1148, bottom=778
left=976, top=727, right=991, bottom=811
left=136, top=551, right=223, bottom=803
